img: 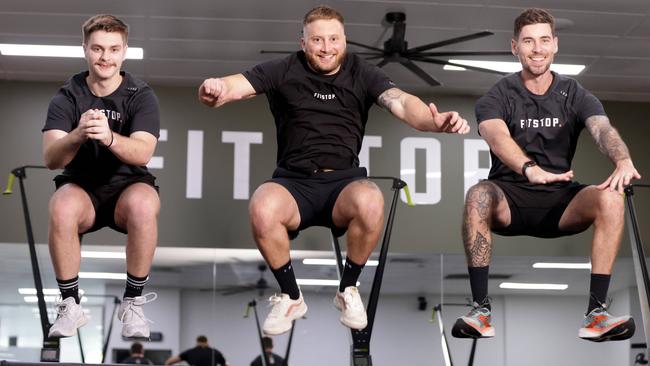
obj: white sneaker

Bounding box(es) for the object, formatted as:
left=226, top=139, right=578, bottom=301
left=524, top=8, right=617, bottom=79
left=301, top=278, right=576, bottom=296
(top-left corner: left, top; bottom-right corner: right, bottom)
left=48, top=297, right=88, bottom=338
left=263, top=293, right=308, bottom=335
left=118, top=292, right=157, bottom=338
left=334, top=286, right=367, bottom=330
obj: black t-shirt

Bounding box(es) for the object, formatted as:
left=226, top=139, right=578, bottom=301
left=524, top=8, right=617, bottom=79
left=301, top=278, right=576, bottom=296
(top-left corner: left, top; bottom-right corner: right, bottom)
left=475, top=71, right=605, bottom=186
left=243, top=51, right=394, bottom=173
left=120, top=355, right=154, bottom=365
left=43, top=71, right=160, bottom=184
left=180, top=346, right=226, bottom=366
left=250, top=352, right=284, bottom=366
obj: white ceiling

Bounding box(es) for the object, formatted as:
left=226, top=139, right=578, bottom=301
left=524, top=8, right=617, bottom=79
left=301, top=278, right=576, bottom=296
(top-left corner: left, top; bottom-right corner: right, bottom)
left=2, top=0, right=650, bottom=101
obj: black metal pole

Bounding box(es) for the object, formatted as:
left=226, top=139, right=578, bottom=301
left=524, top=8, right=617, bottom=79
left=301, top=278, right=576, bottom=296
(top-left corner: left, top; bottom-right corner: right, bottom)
left=249, top=300, right=270, bottom=366
left=468, top=339, right=477, bottom=366
left=331, top=236, right=345, bottom=278
left=7, top=166, right=60, bottom=361
left=14, top=167, right=50, bottom=339
left=364, top=178, right=404, bottom=332
left=77, top=328, right=85, bottom=363
left=283, top=320, right=296, bottom=366
left=626, top=184, right=650, bottom=352
left=101, top=295, right=121, bottom=363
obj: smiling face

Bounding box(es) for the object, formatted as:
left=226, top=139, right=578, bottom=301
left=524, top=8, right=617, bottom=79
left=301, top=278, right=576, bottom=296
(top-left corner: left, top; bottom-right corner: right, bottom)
left=83, top=30, right=127, bottom=82
left=301, top=18, right=346, bottom=75
left=511, top=22, right=558, bottom=78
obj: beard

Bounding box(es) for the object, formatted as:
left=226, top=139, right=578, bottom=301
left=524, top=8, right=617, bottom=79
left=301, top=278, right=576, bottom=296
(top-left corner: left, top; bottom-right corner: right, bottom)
left=304, top=49, right=346, bottom=75
left=520, top=54, right=553, bottom=77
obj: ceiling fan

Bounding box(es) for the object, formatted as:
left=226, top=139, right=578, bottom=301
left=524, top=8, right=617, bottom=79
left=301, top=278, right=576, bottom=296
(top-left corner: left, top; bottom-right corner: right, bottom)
left=261, top=12, right=512, bottom=86
left=214, top=263, right=271, bottom=296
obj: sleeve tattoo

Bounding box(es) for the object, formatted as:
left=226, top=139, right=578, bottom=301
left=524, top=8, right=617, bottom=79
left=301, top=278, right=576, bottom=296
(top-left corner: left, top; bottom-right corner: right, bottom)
left=377, top=88, right=404, bottom=112
left=585, top=115, right=630, bottom=162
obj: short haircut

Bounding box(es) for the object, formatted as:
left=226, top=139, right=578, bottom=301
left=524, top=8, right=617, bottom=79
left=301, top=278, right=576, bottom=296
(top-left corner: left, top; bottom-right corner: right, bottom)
left=303, top=5, right=344, bottom=26
left=197, top=335, right=208, bottom=343
left=130, top=342, right=143, bottom=354
left=514, top=8, right=555, bottom=39
left=262, top=336, right=273, bottom=349
left=82, top=14, right=129, bottom=44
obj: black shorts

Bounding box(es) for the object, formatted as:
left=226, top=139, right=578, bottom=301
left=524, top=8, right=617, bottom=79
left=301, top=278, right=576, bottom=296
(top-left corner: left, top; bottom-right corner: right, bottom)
left=490, top=180, right=588, bottom=238
left=268, top=167, right=368, bottom=239
left=54, top=174, right=159, bottom=234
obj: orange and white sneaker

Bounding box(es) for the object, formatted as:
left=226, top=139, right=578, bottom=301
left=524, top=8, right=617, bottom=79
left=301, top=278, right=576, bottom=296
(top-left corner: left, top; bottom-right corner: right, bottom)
left=262, top=292, right=307, bottom=336
left=451, top=301, right=495, bottom=339
left=334, top=286, right=367, bottom=330
left=579, top=305, right=635, bottom=342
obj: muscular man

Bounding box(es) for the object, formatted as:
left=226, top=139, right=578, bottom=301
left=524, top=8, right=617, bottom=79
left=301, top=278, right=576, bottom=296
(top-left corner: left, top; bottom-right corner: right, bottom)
left=43, top=14, right=160, bottom=338
left=199, top=5, right=469, bottom=335
left=452, top=8, right=640, bottom=342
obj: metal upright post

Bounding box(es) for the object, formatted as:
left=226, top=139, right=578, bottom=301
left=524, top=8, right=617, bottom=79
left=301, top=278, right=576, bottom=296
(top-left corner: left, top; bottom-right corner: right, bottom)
left=625, top=184, right=650, bottom=354
left=4, top=166, right=60, bottom=361
left=330, top=177, right=412, bottom=366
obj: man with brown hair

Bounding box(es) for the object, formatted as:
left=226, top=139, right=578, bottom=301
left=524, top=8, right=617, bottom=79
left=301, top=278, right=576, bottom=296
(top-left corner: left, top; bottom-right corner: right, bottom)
left=198, top=5, right=470, bottom=335
left=43, top=14, right=160, bottom=339
left=452, top=8, right=639, bottom=342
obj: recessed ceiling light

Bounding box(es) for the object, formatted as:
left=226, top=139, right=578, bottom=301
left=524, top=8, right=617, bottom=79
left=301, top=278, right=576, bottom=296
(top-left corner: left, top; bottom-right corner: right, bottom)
left=81, top=251, right=126, bottom=259
left=296, top=279, right=360, bottom=287
left=24, top=296, right=88, bottom=303
left=499, top=282, right=568, bottom=290
left=0, top=44, right=143, bottom=59
left=533, top=262, right=591, bottom=269
left=19, top=288, right=85, bottom=295
left=79, top=272, right=127, bottom=280
left=444, top=59, right=585, bottom=75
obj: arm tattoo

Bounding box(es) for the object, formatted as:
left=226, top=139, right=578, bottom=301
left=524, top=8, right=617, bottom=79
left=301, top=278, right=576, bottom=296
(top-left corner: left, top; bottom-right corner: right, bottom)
left=377, top=88, right=404, bottom=112
left=585, top=115, right=630, bottom=162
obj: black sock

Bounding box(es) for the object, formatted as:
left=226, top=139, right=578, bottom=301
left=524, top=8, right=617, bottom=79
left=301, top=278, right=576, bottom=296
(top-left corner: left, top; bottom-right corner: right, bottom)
left=588, top=273, right=611, bottom=313
left=339, top=257, right=365, bottom=292
left=57, top=276, right=80, bottom=304
left=468, top=266, right=490, bottom=309
left=271, top=261, right=300, bottom=300
left=124, top=272, right=149, bottom=299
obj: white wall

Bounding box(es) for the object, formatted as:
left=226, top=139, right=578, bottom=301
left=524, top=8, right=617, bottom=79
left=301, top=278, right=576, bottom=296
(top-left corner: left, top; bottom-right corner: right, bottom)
left=177, top=289, right=634, bottom=366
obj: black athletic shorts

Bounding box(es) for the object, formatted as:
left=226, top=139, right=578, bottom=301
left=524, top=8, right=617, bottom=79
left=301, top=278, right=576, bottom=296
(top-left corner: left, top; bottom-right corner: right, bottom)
left=268, top=167, right=368, bottom=239
left=490, top=180, right=588, bottom=238
left=54, top=174, right=159, bottom=234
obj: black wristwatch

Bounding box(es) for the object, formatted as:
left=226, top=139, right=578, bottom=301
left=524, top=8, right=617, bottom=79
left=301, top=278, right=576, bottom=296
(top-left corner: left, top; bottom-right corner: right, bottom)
left=522, top=160, right=537, bottom=178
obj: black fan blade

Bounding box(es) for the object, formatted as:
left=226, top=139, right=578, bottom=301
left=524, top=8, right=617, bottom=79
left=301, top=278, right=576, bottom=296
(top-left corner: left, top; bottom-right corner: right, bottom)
left=353, top=51, right=385, bottom=56
left=347, top=40, right=385, bottom=53
left=407, top=31, right=494, bottom=53
left=399, top=59, right=441, bottom=86
left=365, top=55, right=385, bottom=61
left=376, top=59, right=389, bottom=68
left=415, top=51, right=513, bottom=57
left=260, top=50, right=295, bottom=54
left=219, top=286, right=257, bottom=296
left=412, top=57, right=508, bottom=76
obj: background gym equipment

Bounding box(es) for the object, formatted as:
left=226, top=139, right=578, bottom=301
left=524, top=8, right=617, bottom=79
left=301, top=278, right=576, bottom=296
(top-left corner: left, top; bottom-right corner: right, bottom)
left=330, top=176, right=412, bottom=366
left=4, top=166, right=60, bottom=362
left=4, top=166, right=124, bottom=363
left=261, top=12, right=511, bottom=86
left=244, top=299, right=294, bottom=366
left=626, top=183, right=650, bottom=359
left=217, top=263, right=270, bottom=296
